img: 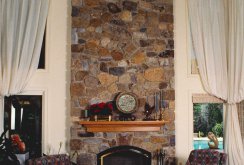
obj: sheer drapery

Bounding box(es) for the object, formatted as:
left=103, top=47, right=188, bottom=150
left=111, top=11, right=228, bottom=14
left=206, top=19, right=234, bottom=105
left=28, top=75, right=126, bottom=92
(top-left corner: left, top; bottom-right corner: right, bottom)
left=188, top=0, right=244, bottom=164
left=225, top=0, right=244, bottom=164
left=188, top=0, right=228, bottom=101
left=0, top=0, right=49, bottom=133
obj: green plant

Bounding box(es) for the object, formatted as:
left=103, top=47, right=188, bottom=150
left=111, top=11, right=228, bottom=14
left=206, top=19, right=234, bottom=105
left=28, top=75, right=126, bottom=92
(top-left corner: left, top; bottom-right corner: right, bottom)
left=0, top=129, right=20, bottom=165
left=212, top=122, right=223, bottom=137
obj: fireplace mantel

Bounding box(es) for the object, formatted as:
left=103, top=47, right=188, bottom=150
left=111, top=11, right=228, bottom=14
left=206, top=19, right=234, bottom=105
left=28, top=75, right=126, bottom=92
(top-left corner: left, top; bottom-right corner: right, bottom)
left=79, top=120, right=168, bottom=132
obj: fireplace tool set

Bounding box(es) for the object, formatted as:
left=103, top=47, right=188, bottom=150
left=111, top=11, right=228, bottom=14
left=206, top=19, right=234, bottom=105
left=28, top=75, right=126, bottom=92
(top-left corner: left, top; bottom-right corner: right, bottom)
left=144, top=91, right=167, bottom=121
left=157, top=149, right=166, bottom=165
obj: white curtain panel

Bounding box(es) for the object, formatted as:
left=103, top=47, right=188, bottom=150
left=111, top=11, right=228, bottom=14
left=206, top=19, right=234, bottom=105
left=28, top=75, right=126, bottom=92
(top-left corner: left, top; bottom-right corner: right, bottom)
left=0, top=0, right=49, bottom=133
left=225, top=0, right=244, bottom=164
left=188, top=0, right=228, bottom=101
left=188, top=0, right=244, bottom=164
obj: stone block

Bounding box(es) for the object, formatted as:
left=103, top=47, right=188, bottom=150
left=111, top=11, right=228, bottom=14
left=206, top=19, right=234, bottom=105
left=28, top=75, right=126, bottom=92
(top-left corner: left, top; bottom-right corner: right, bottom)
left=85, top=40, right=99, bottom=52
left=124, top=42, right=137, bottom=54
left=88, top=144, right=99, bottom=153
left=107, top=3, right=121, bottom=13
left=71, top=83, right=85, bottom=96
left=98, top=47, right=110, bottom=56
left=72, top=17, right=89, bottom=28
left=120, top=10, right=132, bottom=22
left=72, top=0, right=83, bottom=6
left=159, top=82, right=168, bottom=89
left=118, top=60, right=128, bottom=67
left=117, top=83, right=131, bottom=92
left=100, top=62, right=108, bottom=72
left=78, top=131, right=95, bottom=137
left=117, top=133, right=133, bottom=145
left=163, top=90, right=175, bottom=100
left=123, top=1, right=138, bottom=11
left=132, top=138, right=143, bottom=147
left=70, top=139, right=81, bottom=150
left=86, top=88, right=98, bottom=97
left=119, top=73, right=131, bottom=84
left=90, top=18, right=102, bottom=27
left=83, top=138, right=104, bottom=145
left=150, top=136, right=168, bottom=144
left=146, top=12, right=159, bottom=27
left=111, top=50, right=124, bottom=61
left=77, top=153, right=96, bottom=165
left=97, top=91, right=112, bottom=100
left=139, top=1, right=153, bottom=10
left=108, top=139, right=117, bottom=147
left=109, top=67, right=125, bottom=76
left=84, top=76, right=99, bottom=88
left=144, top=67, right=164, bottom=82
left=159, top=14, right=173, bottom=23
left=71, top=108, right=81, bottom=116
left=71, top=44, right=84, bottom=53
left=72, top=6, right=80, bottom=17
left=99, top=143, right=110, bottom=152
left=101, top=12, right=113, bottom=23
left=103, top=132, right=116, bottom=139
left=83, top=0, right=100, bottom=7
left=131, top=52, right=146, bottom=64
left=108, top=83, right=118, bottom=93
left=75, top=71, right=88, bottom=81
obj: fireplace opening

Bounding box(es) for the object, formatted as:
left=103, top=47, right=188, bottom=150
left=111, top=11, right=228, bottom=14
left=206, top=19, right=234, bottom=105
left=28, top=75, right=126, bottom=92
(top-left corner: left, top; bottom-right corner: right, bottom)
left=97, top=145, right=151, bottom=165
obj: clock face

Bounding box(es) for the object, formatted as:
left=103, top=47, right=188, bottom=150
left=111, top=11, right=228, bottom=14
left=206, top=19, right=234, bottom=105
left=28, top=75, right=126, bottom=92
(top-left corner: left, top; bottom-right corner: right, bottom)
left=116, top=92, right=138, bottom=114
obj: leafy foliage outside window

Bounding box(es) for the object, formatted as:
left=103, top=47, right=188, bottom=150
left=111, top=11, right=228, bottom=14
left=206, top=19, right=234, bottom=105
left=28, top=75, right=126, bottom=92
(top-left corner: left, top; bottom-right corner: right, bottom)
left=193, top=103, right=223, bottom=137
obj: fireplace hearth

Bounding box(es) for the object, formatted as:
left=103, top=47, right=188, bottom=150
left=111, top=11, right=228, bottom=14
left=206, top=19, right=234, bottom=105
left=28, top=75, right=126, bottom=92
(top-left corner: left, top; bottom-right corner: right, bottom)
left=97, top=145, right=151, bottom=165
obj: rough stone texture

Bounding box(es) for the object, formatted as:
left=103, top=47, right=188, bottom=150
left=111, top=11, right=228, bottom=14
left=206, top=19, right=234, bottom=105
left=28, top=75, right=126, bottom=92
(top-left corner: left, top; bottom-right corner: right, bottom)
left=72, top=0, right=82, bottom=6
left=97, top=72, right=118, bottom=86
left=70, top=139, right=81, bottom=150
left=117, top=133, right=133, bottom=145
left=123, top=1, right=138, bottom=11
left=111, top=50, right=124, bottom=61
left=131, top=52, right=146, bottom=65
left=119, top=73, right=131, bottom=84
left=144, top=67, right=164, bottom=82
left=120, top=10, right=132, bottom=22
left=107, top=3, right=121, bottom=13
left=71, top=0, right=174, bottom=164
left=71, top=83, right=85, bottom=96
left=84, top=76, right=99, bottom=88
left=109, top=67, right=125, bottom=76
left=77, top=153, right=96, bottom=165
left=75, top=71, right=88, bottom=81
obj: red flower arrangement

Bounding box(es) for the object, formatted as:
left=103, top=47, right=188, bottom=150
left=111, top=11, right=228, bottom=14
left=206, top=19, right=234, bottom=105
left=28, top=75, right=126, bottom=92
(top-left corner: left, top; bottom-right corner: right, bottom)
left=11, top=134, right=26, bottom=153
left=88, top=102, right=113, bottom=116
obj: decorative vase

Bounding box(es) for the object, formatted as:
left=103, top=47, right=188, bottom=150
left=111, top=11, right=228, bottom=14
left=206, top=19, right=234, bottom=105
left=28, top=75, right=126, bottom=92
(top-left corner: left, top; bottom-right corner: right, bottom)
left=15, top=152, right=29, bottom=165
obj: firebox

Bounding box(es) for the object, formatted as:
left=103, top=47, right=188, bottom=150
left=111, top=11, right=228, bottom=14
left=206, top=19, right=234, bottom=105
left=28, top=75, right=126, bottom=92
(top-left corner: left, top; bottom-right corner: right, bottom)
left=97, top=145, right=151, bottom=165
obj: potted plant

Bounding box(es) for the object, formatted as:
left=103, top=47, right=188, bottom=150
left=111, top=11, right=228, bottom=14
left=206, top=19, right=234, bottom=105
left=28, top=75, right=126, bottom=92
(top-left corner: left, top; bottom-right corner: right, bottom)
left=0, top=129, right=20, bottom=165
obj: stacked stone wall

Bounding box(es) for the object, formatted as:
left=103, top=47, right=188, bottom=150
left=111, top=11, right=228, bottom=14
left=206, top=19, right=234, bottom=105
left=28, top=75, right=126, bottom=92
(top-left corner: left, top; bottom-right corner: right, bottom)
left=70, top=0, right=174, bottom=164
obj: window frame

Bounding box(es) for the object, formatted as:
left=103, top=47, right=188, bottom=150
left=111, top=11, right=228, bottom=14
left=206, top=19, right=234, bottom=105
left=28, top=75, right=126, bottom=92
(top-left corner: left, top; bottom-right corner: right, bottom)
left=192, top=94, right=226, bottom=151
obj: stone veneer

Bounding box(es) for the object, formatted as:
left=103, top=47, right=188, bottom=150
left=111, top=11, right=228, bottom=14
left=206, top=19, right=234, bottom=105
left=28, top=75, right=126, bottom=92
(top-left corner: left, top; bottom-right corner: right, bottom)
left=70, top=0, right=174, bottom=164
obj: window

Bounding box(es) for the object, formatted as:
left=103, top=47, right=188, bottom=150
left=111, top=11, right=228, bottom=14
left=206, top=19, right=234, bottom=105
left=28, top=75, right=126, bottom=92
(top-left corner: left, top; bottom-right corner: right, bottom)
left=38, top=30, right=45, bottom=69
left=4, top=95, right=42, bottom=158
left=192, top=94, right=224, bottom=150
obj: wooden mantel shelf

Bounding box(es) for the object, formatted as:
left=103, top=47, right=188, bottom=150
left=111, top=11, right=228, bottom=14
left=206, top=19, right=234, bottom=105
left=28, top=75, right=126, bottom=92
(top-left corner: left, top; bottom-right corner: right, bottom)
left=79, top=121, right=168, bottom=132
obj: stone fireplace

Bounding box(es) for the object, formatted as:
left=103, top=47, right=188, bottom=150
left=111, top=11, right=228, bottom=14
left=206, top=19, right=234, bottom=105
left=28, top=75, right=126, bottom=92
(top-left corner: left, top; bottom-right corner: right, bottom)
left=97, top=145, right=151, bottom=165
left=70, top=0, right=175, bottom=164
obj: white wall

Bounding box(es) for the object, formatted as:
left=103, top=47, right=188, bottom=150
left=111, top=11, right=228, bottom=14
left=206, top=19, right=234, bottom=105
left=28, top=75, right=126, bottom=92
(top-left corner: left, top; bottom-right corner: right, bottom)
left=174, top=0, right=205, bottom=164
left=25, top=0, right=71, bottom=154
